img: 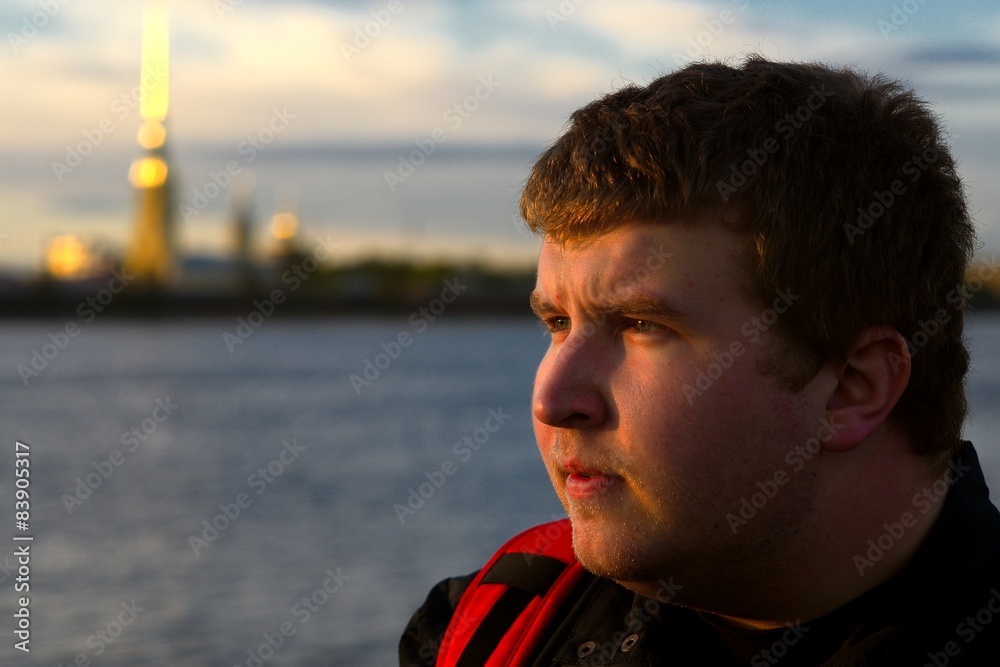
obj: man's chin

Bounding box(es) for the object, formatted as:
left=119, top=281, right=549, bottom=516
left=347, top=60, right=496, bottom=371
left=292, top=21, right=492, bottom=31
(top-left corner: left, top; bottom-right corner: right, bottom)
left=569, top=514, right=641, bottom=578
left=568, top=512, right=681, bottom=588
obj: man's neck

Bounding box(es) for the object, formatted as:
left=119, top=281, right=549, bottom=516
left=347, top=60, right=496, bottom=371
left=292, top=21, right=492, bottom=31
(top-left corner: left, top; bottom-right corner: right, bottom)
left=706, top=442, right=950, bottom=630
left=617, top=435, right=950, bottom=631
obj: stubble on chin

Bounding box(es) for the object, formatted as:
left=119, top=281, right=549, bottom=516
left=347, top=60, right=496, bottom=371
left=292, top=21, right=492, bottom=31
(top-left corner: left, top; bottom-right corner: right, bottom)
left=568, top=501, right=671, bottom=584
left=543, top=435, right=681, bottom=583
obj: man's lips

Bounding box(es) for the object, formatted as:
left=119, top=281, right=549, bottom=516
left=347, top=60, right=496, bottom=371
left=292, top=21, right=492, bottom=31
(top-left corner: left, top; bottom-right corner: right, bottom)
left=563, top=461, right=606, bottom=477
left=562, top=461, right=622, bottom=498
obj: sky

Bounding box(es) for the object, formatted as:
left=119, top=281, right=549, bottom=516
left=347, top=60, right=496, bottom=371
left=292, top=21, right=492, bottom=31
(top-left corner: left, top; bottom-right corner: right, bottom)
left=1, top=0, right=999, bottom=274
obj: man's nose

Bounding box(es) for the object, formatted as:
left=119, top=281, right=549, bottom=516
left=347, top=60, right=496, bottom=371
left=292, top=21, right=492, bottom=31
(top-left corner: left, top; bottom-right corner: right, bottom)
left=532, top=333, right=609, bottom=429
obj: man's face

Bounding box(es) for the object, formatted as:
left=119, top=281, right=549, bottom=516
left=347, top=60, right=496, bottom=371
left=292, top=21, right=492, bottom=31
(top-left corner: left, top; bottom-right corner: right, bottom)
left=530, top=221, right=826, bottom=599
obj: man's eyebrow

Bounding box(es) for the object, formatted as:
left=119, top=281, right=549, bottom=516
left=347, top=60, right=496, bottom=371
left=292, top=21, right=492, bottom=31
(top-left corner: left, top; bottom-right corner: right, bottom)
left=529, top=291, right=688, bottom=321
left=600, top=293, right=688, bottom=321
left=529, top=292, right=555, bottom=317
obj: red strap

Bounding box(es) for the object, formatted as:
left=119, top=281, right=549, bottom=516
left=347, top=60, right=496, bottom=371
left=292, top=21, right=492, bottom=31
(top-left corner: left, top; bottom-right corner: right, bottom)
left=436, top=519, right=582, bottom=667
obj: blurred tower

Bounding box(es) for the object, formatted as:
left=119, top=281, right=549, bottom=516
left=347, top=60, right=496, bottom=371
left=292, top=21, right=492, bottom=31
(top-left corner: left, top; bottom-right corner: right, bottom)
left=230, top=186, right=257, bottom=296
left=124, top=0, right=174, bottom=286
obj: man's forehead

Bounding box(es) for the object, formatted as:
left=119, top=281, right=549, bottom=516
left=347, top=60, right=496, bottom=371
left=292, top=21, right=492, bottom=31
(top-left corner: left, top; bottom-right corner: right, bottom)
left=536, top=248, right=672, bottom=314
left=538, top=225, right=660, bottom=258
left=537, top=223, right=685, bottom=278
left=533, top=222, right=750, bottom=314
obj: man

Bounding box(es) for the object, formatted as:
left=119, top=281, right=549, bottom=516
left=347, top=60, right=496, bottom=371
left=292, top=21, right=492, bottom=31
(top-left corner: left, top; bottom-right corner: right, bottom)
left=400, top=56, right=1000, bottom=666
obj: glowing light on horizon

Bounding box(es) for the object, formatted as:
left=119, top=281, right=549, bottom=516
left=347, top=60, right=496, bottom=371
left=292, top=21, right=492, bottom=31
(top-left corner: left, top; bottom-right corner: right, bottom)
left=46, top=236, right=90, bottom=279
left=271, top=212, right=300, bottom=240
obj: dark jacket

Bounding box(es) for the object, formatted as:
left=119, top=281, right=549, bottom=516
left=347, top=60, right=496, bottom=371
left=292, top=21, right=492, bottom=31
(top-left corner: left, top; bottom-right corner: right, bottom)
left=400, top=442, right=1000, bottom=666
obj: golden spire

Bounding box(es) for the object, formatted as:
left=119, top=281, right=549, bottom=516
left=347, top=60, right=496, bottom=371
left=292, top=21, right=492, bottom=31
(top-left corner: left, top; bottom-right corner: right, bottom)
left=130, top=0, right=169, bottom=183
left=140, top=0, right=169, bottom=124
left=124, top=0, right=174, bottom=285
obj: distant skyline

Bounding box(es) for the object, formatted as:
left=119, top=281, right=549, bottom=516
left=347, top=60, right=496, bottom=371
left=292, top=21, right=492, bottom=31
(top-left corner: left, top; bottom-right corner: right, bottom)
left=2, top=0, right=999, bottom=273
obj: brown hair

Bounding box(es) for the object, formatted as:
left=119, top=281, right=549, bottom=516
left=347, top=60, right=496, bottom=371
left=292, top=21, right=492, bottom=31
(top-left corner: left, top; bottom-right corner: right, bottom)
left=520, top=55, right=976, bottom=457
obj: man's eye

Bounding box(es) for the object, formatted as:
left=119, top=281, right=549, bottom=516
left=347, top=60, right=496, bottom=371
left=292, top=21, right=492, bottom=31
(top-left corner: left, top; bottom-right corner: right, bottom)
left=548, top=316, right=571, bottom=332
left=630, top=319, right=668, bottom=334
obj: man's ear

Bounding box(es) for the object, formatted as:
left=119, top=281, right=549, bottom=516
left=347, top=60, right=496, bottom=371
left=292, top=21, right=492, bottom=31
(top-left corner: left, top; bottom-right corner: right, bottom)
left=822, top=326, right=911, bottom=453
